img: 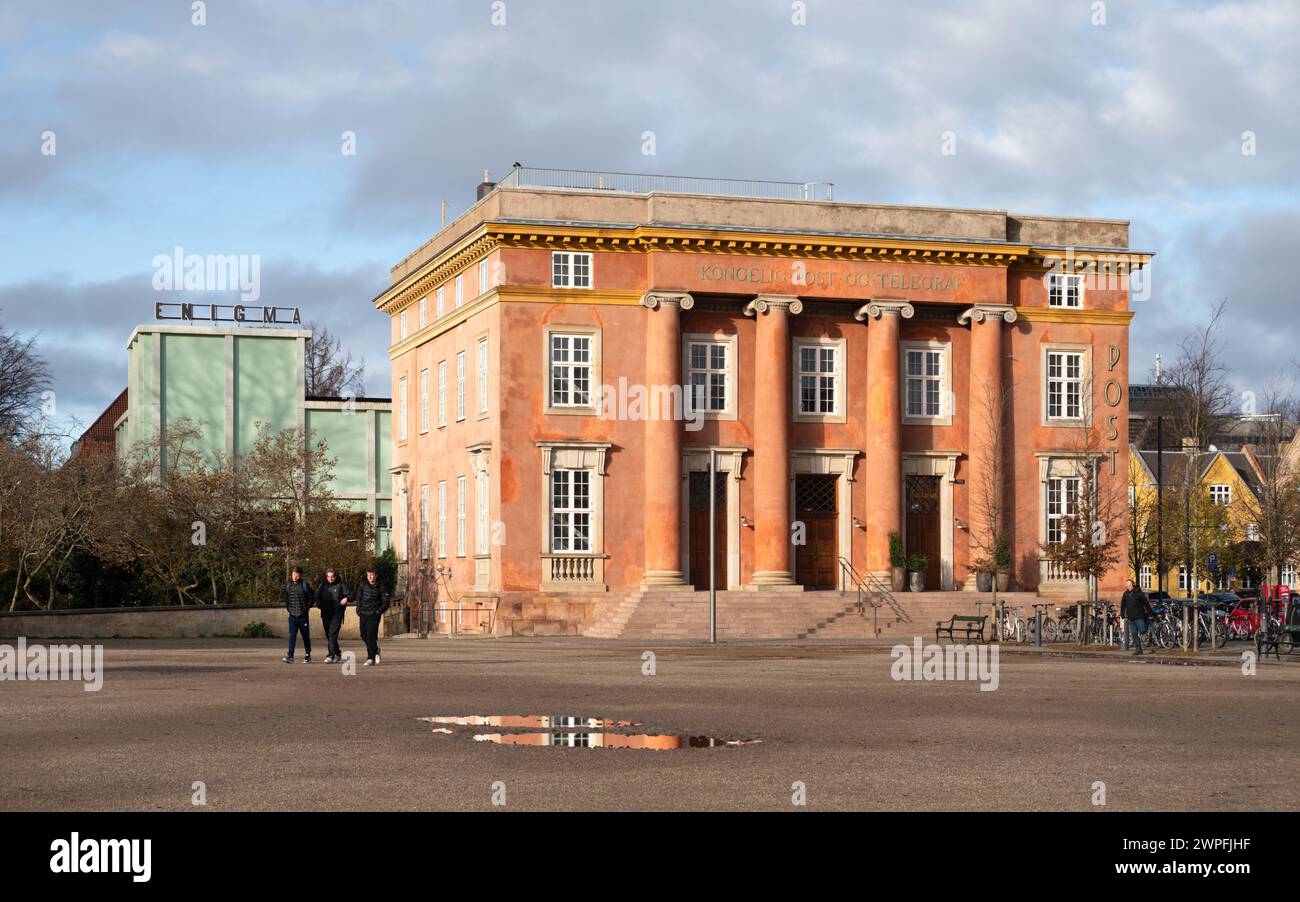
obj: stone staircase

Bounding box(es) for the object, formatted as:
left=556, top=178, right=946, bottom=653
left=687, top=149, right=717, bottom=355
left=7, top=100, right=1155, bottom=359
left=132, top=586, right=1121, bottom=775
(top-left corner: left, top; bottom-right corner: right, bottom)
left=581, top=590, right=1048, bottom=641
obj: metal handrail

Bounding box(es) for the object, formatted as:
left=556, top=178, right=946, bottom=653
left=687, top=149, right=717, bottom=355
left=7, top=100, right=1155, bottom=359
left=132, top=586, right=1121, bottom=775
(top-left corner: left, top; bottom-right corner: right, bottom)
left=498, top=164, right=834, bottom=201
left=838, top=556, right=879, bottom=638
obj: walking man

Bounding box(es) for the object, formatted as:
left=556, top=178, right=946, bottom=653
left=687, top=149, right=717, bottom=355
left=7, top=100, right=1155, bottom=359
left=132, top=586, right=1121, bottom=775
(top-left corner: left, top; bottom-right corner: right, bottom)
left=282, top=566, right=314, bottom=664
left=355, top=565, right=390, bottom=667
left=316, top=568, right=351, bottom=664
left=1120, top=578, right=1153, bottom=656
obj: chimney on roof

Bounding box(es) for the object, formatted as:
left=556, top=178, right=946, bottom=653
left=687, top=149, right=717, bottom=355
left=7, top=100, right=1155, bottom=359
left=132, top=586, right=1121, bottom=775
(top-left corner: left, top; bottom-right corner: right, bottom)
left=477, top=169, right=497, bottom=201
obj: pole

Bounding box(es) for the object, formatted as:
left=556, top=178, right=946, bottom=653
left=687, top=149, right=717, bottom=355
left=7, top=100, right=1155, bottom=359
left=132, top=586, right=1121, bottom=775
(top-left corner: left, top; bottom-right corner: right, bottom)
left=1157, top=416, right=1164, bottom=595
left=709, top=448, right=717, bottom=644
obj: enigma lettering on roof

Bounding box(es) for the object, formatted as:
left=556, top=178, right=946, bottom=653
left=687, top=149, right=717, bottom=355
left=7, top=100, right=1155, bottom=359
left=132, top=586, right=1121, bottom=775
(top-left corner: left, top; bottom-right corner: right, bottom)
left=155, top=303, right=302, bottom=325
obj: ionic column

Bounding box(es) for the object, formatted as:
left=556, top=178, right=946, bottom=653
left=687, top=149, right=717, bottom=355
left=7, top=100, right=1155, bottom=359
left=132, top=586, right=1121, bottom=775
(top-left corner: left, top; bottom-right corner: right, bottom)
left=745, top=295, right=803, bottom=589
left=959, top=304, right=1017, bottom=582
left=639, top=291, right=693, bottom=590
left=855, top=300, right=914, bottom=576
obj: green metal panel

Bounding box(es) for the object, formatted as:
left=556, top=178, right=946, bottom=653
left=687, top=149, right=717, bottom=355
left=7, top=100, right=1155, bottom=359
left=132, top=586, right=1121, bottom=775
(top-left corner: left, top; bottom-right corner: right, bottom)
left=234, top=335, right=299, bottom=457
left=160, top=333, right=226, bottom=467
left=305, top=408, right=369, bottom=496
left=374, top=410, right=391, bottom=485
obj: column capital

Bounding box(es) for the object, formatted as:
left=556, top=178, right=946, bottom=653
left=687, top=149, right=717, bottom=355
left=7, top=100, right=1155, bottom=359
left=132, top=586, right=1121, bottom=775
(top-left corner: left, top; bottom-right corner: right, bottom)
left=640, top=290, right=694, bottom=311
left=958, top=303, right=1018, bottom=325
left=744, top=294, right=803, bottom=317
left=854, top=300, right=915, bottom=322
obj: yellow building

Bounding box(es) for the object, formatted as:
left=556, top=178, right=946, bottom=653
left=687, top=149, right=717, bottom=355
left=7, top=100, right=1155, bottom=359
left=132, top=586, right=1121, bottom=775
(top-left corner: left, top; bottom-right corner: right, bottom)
left=1128, top=445, right=1269, bottom=595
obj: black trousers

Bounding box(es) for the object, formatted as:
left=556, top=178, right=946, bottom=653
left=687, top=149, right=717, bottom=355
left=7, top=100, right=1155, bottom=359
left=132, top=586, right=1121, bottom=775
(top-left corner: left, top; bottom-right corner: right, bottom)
left=320, top=605, right=345, bottom=659
left=359, top=613, right=381, bottom=661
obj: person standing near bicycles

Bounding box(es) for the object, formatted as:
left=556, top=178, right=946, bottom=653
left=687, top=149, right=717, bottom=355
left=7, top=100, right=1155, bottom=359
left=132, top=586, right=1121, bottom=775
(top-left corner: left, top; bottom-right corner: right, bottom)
left=1120, top=579, right=1154, bottom=655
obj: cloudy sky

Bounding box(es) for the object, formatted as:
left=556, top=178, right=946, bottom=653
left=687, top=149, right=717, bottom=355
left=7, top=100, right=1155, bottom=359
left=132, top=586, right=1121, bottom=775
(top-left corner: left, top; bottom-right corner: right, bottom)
left=1, top=0, right=1296, bottom=439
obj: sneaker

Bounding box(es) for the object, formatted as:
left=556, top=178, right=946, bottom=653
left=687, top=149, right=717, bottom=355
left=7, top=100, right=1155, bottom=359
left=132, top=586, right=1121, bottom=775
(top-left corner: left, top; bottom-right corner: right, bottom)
left=374, top=655, right=380, bottom=665
left=302, top=656, right=312, bottom=664
left=282, top=656, right=292, bottom=664
left=364, top=659, right=374, bottom=667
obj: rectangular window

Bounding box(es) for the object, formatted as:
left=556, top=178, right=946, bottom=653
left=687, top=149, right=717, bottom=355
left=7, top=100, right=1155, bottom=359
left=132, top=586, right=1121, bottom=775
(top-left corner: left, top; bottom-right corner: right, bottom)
left=1139, top=564, right=1152, bottom=590
left=436, top=286, right=445, bottom=319
left=686, top=340, right=729, bottom=413
left=797, top=344, right=839, bottom=415
left=1046, top=351, right=1084, bottom=421
left=549, top=334, right=593, bottom=407
left=479, top=260, right=489, bottom=295
left=419, top=368, right=429, bottom=433
left=457, top=476, right=467, bottom=557
left=456, top=351, right=466, bottom=421
left=397, top=378, right=408, bottom=442
left=1210, top=484, right=1232, bottom=505
left=1048, top=272, right=1083, bottom=309
left=1046, top=476, right=1080, bottom=545
left=420, top=484, right=429, bottom=560
left=437, top=482, right=447, bottom=558
left=1178, top=564, right=1189, bottom=591
left=905, top=348, right=944, bottom=418
left=437, top=361, right=447, bottom=428
left=551, top=251, right=593, bottom=289
left=476, top=471, right=489, bottom=555
left=1246, top=521, right=1260, bottom=541
left=478, top=338, right=489, bottom=416
left=455, top=275, right=464, bottom=308
left=550, top=469, right=592, bottom=552
left=1283, top=564, right=1297, bottom=587
left=399, top=309, right=408, bottom=340
left=419, top=297, right=428, bottom=329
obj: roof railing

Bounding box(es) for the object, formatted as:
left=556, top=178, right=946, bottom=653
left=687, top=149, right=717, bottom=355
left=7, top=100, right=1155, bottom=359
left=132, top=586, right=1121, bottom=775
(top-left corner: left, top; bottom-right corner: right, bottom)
left=497, top=164, right=834, bottom=201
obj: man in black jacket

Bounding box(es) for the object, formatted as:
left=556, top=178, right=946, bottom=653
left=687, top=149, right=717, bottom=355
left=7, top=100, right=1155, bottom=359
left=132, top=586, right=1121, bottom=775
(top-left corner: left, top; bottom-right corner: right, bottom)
left=354, top=565, right=390, bottom=666
left=1120, top=578, right=1154, bottom=655
left=282, top=566, right=314, bottom=663
left=315, top=568, right=351, bottom=664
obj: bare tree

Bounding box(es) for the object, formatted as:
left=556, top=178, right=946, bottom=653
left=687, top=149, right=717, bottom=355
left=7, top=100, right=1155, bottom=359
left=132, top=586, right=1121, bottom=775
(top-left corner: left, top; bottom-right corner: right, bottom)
left=1039, top=425, right=1126, bottom=609
left=968, top=374, right=1015, bottom=600
left=1162, top=299, right=1236, bottom=450
left=304, top=323, right=366, bottom=398
left=1127, top=450, right=1160, bottom=584
left=0, top=320, right=52, bottom=444
left=1239, top=379, right=1300, bottom=589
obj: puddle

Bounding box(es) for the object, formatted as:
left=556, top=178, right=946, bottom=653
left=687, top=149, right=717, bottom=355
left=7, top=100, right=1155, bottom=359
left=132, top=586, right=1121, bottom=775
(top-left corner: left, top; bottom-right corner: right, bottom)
left=422, top=715, right=758, bottom=750
left=472, top=732, right=760, bottom=750
left=421, top=715, right=642, bottom=730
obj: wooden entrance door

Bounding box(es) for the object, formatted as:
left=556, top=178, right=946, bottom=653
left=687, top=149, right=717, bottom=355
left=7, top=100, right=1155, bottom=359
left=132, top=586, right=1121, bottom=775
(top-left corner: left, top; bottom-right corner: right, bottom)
left=688, top=471, right=727, bottom=590
left=905, top=475, right=942, bottom=589
left=794, top=475, right=838, bottom=589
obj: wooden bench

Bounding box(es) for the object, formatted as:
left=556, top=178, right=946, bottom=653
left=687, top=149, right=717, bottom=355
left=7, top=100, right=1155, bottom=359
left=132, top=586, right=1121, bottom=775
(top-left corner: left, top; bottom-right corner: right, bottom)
left=935, top=614, right=987, bottom=644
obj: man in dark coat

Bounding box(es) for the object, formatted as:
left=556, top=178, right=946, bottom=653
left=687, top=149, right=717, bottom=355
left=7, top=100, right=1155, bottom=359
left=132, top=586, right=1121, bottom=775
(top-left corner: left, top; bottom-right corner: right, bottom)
left=315, top=568, right=351, bottom=664
left=1120, top=578, right=1154, bottom=655
left=282, top=566, right=314, bottom=663
left=354, top=564, right=391, bottom=666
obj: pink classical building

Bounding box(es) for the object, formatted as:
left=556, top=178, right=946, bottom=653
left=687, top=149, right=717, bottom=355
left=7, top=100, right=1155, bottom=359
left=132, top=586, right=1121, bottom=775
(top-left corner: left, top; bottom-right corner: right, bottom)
left=375, top=168, right=1149, bottom=638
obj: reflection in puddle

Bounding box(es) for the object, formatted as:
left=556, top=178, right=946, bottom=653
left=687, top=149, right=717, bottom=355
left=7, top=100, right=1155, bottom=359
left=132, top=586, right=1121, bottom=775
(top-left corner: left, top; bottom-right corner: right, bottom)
left=421, top=715, right=642, bottom=730
left=422, top=715, right=759, bottom=750
left=473, top=732, right=760, bottom=750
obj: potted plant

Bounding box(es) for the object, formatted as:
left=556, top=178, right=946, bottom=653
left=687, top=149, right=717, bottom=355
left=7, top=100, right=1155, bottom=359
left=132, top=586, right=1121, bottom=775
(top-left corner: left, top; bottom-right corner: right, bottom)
left=906, top=554, right=929, bottom=593
left=994, top=534, right=1012, bottom=592
left=888, top=531, right=906, bottom=592
left=972, top=558, right=994, bottom=594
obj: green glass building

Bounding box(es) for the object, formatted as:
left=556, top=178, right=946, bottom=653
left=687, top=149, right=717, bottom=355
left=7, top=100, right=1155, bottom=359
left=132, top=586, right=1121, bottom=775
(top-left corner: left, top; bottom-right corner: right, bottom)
left=107, top=324, right=392, bottom=550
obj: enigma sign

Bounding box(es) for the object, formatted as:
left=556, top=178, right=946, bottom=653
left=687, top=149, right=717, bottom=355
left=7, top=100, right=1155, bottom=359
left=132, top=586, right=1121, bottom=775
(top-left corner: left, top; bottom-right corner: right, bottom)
left=155, top=303, right=302, bottom=325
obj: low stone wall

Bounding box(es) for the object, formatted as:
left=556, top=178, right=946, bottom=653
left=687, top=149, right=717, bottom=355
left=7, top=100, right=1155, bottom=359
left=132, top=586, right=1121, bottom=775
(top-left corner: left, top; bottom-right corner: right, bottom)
left=492, top=592, right=628, bottom=637
left=0, top=605, right=384, bottom=640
